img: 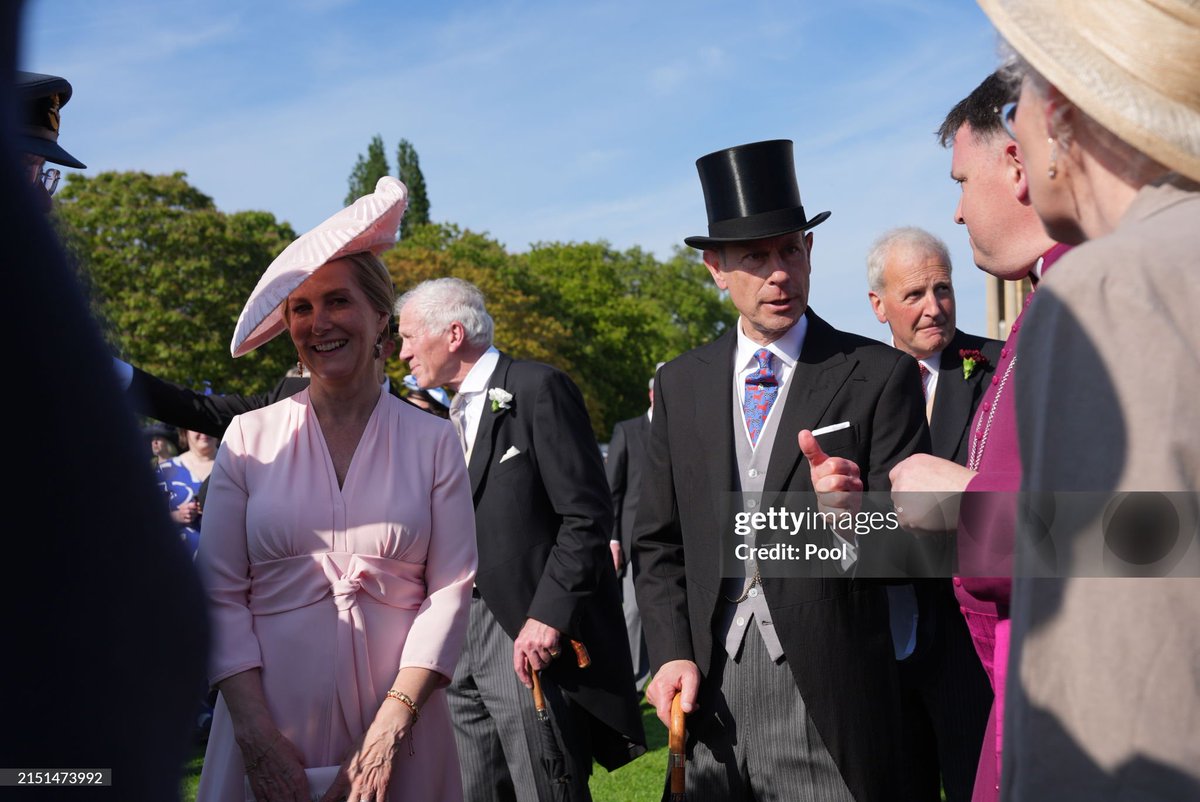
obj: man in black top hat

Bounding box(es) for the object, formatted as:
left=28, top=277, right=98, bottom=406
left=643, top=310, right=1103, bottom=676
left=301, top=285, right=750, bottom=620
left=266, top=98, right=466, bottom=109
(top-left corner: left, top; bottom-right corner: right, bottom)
left=633, top=140, right=930, bottom=801
left=16, top=70, right=85, bottom=213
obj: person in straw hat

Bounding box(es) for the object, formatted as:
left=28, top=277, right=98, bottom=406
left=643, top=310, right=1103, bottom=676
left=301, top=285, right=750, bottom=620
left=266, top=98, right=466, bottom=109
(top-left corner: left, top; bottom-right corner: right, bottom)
left=195, top=177, right=478, bottom=802
left=973, top=0, right=1200, bottom=799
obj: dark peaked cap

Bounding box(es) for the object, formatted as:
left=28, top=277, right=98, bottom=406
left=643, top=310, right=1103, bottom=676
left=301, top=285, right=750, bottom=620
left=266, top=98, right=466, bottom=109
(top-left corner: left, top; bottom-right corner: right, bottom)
left=17, top=70, right=86, bottom=169
left=684, top=139, right=828, bottom=249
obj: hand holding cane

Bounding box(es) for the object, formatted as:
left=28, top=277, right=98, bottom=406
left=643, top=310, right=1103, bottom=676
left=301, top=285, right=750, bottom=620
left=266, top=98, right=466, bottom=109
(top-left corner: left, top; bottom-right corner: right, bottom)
left=669, top=693, right=686, bottom=801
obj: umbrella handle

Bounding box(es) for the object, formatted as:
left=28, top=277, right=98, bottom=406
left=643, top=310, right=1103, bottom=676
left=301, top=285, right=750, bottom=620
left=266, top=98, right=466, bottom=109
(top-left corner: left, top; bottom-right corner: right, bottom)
left=569, top=639, right=591, bottom=668
left=530, top=663, right=547, bottom=712
left=529, top=638, right=588, bottom=712
left=669, top=693, right=686, bottom=796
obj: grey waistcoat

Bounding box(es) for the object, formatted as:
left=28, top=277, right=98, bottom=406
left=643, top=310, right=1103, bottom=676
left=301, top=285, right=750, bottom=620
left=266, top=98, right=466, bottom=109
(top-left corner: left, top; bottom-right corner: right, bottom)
left=717, top=365, right=797, bottom=662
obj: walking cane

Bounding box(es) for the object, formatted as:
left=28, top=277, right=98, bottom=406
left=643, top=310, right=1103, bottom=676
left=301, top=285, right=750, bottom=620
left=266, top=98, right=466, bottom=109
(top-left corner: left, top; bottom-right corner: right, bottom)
left=668, top=693, right=686, bottom=801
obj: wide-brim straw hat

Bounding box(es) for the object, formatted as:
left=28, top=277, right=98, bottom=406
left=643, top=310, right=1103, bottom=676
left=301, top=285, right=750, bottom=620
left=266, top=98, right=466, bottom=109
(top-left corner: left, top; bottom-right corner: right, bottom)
left=976, top=0, right=1200, bottom=183
left=231, top=176, right=408, bottom=357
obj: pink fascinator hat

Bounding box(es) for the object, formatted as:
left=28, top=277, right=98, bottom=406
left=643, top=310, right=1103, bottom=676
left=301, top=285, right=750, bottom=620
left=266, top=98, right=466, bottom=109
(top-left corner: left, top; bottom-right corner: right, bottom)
left=230, top=176, right=408, bottom=357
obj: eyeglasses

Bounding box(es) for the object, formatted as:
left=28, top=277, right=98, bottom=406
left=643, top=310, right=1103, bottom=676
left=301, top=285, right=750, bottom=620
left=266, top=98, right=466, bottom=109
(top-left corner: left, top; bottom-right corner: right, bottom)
left=999, top=101, right=1018, bottom=140
left=24, top=159, right=62, bottom=196
left=38, top=167, right=62, bottom=196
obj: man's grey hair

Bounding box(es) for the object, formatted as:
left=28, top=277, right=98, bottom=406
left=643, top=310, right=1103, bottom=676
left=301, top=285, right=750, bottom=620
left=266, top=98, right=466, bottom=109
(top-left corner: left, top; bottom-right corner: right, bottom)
left=395, top=277, right=494, bottom=348
left=866, top=227, right=952, bottom=292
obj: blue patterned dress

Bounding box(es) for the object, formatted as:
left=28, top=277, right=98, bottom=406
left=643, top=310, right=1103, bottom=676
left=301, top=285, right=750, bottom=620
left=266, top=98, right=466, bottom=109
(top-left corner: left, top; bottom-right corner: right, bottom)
left=154, top=456, right=204, bottom=558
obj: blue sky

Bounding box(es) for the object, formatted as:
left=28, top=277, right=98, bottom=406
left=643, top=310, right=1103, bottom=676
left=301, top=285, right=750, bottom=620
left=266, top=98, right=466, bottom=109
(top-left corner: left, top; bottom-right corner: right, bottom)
left=21, top=0, right=1005, bottom=341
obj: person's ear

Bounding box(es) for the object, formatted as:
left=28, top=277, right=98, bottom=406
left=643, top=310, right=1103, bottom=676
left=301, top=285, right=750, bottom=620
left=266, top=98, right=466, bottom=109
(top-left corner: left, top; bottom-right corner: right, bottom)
left=868, top=290, right=888, bottom=324
left=446, top=321, right=467, bottom=353
left=703, top=249, right=729, bottom=290
left=1005, top=139, right=1030, bottom=205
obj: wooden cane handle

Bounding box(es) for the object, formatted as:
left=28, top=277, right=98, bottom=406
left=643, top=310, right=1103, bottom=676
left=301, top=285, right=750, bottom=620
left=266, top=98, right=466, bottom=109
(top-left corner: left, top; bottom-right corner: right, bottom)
left=529, top=661, right=547, bottom=712
left=669, top=694, right=686, bottom=753
left=669, top=693, right=686, bottom=795
left=570, top=639, right=591, bottom=668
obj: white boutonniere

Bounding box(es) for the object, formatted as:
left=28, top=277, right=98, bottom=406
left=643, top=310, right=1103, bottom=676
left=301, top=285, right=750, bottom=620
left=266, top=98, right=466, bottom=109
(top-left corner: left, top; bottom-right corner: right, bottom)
left=488, top=387, right=513, bottom=412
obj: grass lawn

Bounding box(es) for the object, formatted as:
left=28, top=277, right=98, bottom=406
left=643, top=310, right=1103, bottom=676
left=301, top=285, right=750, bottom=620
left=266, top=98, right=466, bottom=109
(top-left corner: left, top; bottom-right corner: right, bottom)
left=180, top=700, right=670, bottom=801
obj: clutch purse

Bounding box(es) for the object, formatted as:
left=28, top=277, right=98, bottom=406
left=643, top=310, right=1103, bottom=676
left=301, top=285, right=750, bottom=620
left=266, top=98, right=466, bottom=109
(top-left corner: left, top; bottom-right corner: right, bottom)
left=244, top=764, right=340, bottom=802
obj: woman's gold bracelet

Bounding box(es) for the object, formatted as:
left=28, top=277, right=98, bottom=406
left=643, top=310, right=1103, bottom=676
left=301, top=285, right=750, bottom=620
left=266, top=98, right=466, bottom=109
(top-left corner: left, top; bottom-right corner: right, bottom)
left=385, top=689, right=420, bottom=722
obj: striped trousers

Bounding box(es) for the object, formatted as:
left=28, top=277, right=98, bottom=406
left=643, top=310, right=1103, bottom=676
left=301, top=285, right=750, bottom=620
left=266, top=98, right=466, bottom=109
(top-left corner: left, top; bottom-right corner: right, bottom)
left=687, top=627, right=856, bottom=802
left=448, top=594, right=592, bottom=802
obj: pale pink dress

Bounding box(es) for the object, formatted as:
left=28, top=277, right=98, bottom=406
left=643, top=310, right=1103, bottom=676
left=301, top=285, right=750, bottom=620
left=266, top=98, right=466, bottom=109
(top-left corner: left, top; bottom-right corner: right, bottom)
left=195, top=389, right=477, bottom=802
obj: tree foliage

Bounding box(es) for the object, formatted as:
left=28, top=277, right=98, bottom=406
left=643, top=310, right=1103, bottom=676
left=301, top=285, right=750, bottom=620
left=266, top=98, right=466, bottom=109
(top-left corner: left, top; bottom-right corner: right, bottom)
left=56, top=170, right=733, bottom=440
left=395, top=139, right=430, bottom=238
left=55, top=171, right=297, bottom=396
left=508, top=242, right=734, bottom=434
left=344, top=134, right=390, bottom=206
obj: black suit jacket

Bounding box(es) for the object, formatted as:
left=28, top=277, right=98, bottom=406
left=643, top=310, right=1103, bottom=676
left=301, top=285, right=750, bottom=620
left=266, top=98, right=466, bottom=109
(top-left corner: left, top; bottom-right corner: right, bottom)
left=633, top=311, right=929, bottom=802
left=467, top=352, right=646, bottom=770
left=606, top=413, right=650, bottom=561
left=928, top=329, right=1004, bottom=465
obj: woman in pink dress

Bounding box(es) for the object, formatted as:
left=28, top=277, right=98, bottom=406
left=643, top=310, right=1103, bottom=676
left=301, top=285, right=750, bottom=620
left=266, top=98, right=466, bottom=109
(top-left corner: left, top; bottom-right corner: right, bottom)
left=196, top=177, right=477, bottom=802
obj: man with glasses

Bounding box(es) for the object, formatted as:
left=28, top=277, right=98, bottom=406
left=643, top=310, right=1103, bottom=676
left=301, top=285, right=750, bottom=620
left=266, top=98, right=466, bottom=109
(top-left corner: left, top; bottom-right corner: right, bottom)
left=17, top=71, right=85, bottom=213
left=4, top=11, right=207, bottom=793
left=887, top=70, right=1068, bottom=802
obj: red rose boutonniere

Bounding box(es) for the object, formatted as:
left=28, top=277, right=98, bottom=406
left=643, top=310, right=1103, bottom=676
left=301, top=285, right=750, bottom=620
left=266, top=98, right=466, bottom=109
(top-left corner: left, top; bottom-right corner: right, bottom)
left=960, top=349, right=989, bottom=380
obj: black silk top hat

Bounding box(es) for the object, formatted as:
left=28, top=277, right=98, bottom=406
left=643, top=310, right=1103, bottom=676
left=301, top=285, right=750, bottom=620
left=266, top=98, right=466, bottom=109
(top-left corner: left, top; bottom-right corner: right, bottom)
left=684, top=139, right=828, bottom=250
left=16, top=71, right=86, bottom=169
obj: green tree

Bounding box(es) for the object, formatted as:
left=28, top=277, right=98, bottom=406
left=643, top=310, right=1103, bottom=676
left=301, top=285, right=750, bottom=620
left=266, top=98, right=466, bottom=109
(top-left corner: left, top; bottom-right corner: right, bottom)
left=395, top=138, right=430, bottom=238
left=632, top=246, right=733, bottom=359
left=55, top=171, right=297, bottom=396
left=507, top=241, right=734, bottom=437
left=345, top=134, right=391, bottom=206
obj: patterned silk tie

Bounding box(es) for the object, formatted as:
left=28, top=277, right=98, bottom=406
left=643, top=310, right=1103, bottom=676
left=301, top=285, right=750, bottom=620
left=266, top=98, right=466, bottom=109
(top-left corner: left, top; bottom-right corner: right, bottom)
left=449, top=393, right=470, bottom=458
left=743, top=348, right=779, bottom=447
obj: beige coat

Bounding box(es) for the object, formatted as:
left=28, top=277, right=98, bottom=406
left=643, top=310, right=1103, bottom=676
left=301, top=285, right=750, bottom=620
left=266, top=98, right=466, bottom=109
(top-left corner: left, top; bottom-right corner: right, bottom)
left=1006, top=180, right=1200, bottom=801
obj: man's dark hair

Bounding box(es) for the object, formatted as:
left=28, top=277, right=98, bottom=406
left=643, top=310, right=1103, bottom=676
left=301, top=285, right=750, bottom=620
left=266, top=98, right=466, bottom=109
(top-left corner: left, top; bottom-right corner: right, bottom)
left=936, top=70, right=1021, bottom=147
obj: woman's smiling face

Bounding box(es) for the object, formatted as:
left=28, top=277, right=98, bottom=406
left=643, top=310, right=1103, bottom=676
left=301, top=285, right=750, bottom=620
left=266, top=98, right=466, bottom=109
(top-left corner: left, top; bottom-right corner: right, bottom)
left=286, top=258, right=388, bottom=384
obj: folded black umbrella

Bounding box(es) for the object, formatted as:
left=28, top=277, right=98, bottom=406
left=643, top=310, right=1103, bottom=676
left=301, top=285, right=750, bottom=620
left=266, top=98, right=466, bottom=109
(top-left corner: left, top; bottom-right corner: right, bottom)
left=530, top=668, right=572, bottom=801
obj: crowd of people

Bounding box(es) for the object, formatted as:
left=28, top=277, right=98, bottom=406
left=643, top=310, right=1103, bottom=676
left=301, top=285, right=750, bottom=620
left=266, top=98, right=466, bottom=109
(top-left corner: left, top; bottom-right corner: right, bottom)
left=7, top=0, right=1199, bottom=800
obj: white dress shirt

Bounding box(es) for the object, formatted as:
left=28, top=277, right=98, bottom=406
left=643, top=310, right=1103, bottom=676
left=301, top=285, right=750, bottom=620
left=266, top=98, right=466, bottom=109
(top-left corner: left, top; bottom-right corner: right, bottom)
left=917, top=350, right=941, bottom=403
left=733, top=315, right=808, bottom=448
left=450, top=346, right=501, bottom=460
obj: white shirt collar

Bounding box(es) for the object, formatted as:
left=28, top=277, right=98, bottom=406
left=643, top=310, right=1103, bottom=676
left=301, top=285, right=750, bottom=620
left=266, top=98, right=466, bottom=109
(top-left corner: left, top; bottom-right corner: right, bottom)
left=457, top=346, right=500, bottom=395
left=734, top=313, right=807, bottom=373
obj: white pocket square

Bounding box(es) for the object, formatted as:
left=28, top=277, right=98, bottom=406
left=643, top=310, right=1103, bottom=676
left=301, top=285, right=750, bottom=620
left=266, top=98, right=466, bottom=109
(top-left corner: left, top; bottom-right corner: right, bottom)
left=499, top=446, right=522, bottom=463
left=812, top=421, right=851, bottom=436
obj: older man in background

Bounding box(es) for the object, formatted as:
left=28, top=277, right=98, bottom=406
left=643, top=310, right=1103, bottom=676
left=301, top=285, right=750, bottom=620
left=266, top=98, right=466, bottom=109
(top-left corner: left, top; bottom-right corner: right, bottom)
left=866, top=225, right=998, bottom=802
